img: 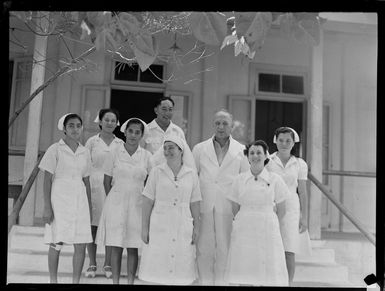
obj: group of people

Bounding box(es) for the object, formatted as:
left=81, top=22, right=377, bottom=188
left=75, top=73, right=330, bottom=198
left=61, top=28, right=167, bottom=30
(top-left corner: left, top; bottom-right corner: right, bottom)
left=39, top=96, right=311, bottom=286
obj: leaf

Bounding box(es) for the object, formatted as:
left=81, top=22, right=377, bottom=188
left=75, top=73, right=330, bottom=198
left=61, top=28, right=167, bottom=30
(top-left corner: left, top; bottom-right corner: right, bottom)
left=188, top=12, right=221, bottom=46
left=86, top=12, right=108, bottom=29
left=131, top=45, right=157, bottom=72
left=234, top=36, right=248, bottom=56
left=244, top=12, right=272, bottom=51
left=118, top=12, right=141, bottom=36
left=128, top=34, right=158, bottom=71
left=220, top=32, right=238, bottom=50
left=234, top=12, right=256, bottom=38
left=206, top=12, right=228, bottom=44
left=80, top=20, right=92, bottom=40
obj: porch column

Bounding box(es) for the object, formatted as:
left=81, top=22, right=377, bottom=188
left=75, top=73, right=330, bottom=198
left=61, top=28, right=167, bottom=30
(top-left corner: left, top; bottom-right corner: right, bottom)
left=19, top=12, right=49, bottom=225
left=201, top=46, right=220, bottom=140
left=308, top=29, right=324, bottom=239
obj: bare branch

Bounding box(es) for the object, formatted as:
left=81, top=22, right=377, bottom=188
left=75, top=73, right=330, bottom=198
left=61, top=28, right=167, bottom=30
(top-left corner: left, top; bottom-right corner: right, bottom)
left=9, top=46, right=96, bottom=129
left=59, top=34, right=75, bottom=60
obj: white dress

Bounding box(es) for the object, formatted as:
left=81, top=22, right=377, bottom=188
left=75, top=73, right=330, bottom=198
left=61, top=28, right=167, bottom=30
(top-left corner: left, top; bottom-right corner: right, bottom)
left=85, top=134, right=124, bottom=226
left=266, top=152, right=309, bottom=254
left=38, top=139, right=92, bottom=244
left=96, top=145, right=152, bottom=248
left=225, top=168, right=290, bottom=286
left=138, top=163, right=202, bottom=285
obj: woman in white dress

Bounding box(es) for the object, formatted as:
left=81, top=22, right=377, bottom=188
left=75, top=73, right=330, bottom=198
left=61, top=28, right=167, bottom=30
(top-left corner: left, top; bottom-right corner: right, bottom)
left=39, top=113, right=93, bottom=283
left=226, top=140, right=290, bottom=286
left=266, top=127, right=310, bottom=285
left=96, top=118, right=152, bottom=284
left=139, top=134, right=201, bottom=285
left=84, top=108, right=123, bottom=279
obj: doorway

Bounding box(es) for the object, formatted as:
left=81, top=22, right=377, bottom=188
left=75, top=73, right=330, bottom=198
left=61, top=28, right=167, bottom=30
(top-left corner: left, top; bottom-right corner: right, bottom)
left=110, top=89, right=164, bottom=140
left=254, top=99, right=305, bottom=158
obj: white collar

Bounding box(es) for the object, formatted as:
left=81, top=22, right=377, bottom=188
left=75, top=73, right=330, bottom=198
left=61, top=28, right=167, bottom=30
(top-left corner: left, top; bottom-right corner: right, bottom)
left=148, top=119, right=175, bottom=131
left=245, top=167, right=271, bottom=184
left=58, top=138, right=86, bottom=154
left=269, top=151, right=297, bottom=167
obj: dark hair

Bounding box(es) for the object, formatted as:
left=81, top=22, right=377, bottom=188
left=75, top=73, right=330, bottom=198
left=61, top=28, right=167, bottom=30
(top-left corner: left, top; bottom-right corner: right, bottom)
left=98, top=108, right=120, bottom=130
left=154, top=96, right=175, bottom=108
left=274, top=127, right=298, bottom=156
left=243, top=140, right=270, bottom=165
left=274, top=127, right=296, bottom=141
left=63, top=113, right=82, bottom=128
left=125, top=118, right=145, bottom=136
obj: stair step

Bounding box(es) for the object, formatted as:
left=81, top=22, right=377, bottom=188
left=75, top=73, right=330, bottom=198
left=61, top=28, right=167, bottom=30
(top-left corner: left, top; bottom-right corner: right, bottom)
left=294, top=261, right=349, bottom=283
left=292, top=281, right=355, bottom=287
left=296, top=247, right=335, bottom=264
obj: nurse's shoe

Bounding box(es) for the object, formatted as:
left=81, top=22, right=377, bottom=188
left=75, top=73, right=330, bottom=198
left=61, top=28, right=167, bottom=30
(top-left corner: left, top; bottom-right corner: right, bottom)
left=103, top=265, right=112, bottom=279
left=85, top=265, right=97, bottom=278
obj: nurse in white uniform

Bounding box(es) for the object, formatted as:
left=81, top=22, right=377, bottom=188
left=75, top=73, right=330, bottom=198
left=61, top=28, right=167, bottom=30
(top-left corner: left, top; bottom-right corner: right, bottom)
left=139, top=134, right=202, bottom=285
left=143, top=97, right=186, bottom=154
left=40, top=113, right=92, bottom=283
left=96, top=118, right=152, bottom=284
left=266, top=127, right=310, bottom=285
left=226, top=140, right=290, bottom=286
left=84, top=108, right=123, bottom=279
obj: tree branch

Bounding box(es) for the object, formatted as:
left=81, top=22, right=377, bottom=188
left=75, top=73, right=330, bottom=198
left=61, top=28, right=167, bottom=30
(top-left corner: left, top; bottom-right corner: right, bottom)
left=9, top=46, right=96, bottom=129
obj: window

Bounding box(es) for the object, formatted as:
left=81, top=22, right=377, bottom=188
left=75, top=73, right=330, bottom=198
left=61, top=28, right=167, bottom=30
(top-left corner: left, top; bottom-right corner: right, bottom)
left=258, top=72, right=304, bottom=95
left=113, top=61, right=164, bottom=84
left=9, top=59, right=33, bottom=148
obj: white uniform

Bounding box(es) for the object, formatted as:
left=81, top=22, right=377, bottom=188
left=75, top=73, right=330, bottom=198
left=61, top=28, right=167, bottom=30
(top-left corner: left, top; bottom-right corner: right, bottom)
left=143, top=119, right=186, bottom=154
left=138, top=163, right=202, bottom=285
left=39, top=139, right=92, bottom=244
left=225, top=168, right=289, bottom=286
left=96, top=145, right=152, bottom=248
left=266, top=152, right=309, bottom=254
left=85, top=134, right=124, bottom=226
left=192, top=136, right=249, bottom=285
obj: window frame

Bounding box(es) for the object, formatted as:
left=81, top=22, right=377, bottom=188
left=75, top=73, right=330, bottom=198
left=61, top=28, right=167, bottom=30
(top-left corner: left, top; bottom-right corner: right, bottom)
left=110, top=60, right=167, bottom=88
left=9, top=56, right=33, bottom=151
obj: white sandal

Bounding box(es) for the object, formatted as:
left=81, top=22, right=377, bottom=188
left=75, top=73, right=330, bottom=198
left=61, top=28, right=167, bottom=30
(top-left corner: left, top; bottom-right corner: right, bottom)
left=85, top=265, right=97, bottom=278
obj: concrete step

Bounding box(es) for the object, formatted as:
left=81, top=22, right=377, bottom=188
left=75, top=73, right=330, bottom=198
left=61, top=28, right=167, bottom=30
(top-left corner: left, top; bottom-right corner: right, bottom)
left=296, top=247, right=336, bottom=264
left=8, top=226, right=354, bottom=286
left=294, top=261, right=349, bottom=283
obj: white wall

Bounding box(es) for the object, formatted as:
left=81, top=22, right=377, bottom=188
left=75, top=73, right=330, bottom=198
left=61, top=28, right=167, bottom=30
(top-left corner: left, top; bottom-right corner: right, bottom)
left=323, top=29, right=377, bottom=233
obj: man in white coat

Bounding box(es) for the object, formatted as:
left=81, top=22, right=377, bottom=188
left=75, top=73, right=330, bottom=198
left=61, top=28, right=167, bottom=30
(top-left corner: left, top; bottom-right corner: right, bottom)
left=192, top=109, right=249, bottom=285
left=143, top=97, right=186, bottom=154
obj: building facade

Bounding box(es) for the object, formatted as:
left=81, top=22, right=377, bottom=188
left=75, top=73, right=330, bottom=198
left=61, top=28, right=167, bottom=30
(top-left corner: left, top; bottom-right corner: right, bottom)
left=8, top=12, right=377, bottom=238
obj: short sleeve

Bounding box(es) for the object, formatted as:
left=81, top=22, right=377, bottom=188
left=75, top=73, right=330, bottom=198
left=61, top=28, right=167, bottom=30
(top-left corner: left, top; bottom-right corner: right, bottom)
left=192, top=144, right=201, bottom=174
left=227, top=175, right=241, bottom=204
left=145, top=151, right=153, bottom=175
left=85, top=136, right=93, bottom=152
left=103, top=151, right=115, bottom=177
left=273, top=174, right=290, bottom=204
left=190, top=172, right=202, bottom=203
left=142, top=167, right=157, bottom=200
left=298, top=158, right=308, bottom=180
left=82, top=149, right=92, bottom=177
left=38, top=143, right=58, bottom=174
left=240, top=154, right=249, bottom=173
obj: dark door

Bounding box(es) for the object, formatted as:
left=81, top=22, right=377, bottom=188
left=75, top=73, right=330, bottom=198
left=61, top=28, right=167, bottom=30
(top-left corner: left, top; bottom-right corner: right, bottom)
left=110, top=89, right=164, bottom=141
left=254, top=100, right=305, bottom=158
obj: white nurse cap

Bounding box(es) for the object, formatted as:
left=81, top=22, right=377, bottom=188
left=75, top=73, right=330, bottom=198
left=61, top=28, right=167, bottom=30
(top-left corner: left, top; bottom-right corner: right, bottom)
left=120, top=118, right=148, bottom=136
left=57, top=113, right=73, bottom=131
left=273, top=127, right=300, bottom=143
